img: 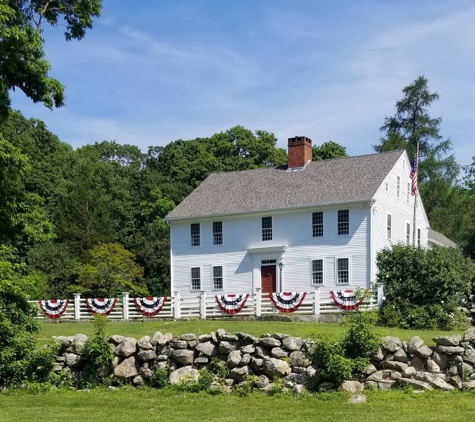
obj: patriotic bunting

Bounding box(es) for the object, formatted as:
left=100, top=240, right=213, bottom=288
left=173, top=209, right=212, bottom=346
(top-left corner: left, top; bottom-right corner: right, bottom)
left=38, top=299, right=69, bottom=319
left=134, top=297, right=167, bottom=317
left=330, top=290, right=366, bottom=311
left=216, top=294, right=249, bottom=314
left=85, top=298, right=116, bottom=315
left=269, top=292, right=306, bottom=313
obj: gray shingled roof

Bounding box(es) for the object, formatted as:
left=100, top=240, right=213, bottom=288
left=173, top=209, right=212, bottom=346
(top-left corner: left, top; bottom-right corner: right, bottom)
left=428, top=229, right=457, bottom=247
left=165, top=150, right=404, bottom=220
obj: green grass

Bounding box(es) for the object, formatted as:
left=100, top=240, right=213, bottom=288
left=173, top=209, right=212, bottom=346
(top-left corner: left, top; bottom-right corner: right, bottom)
left=1, top=388, right=475, bottom=422
left=35, top=319, right=464, bottom=345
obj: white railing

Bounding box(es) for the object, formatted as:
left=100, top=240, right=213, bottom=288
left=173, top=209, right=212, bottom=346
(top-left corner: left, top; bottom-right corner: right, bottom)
left=30, top=284, right=383, bottom=321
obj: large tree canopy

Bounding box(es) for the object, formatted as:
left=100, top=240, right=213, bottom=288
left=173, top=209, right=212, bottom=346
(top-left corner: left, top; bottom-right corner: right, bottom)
left=0, top=0, right=102, bottom=116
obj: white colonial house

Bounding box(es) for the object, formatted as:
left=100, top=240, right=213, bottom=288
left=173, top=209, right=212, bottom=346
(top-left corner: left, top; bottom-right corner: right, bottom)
left=165, top=136, right=432, bottom=299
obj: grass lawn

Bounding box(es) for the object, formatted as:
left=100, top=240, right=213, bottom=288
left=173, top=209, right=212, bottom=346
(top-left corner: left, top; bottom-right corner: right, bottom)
left=1, top=388, right=475, bottom=422
left=36, top=319, right=465, bottom=345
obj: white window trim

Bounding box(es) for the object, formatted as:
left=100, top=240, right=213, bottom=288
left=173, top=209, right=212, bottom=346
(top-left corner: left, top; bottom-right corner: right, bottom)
left=396, top=175, right=401, bottom=198
left=387, top=213, right=392, bottom=240
left=309, top=258, right=325, bottom=287
left=335, top=256, right=351, bottom=285
left=406, top=221, right=411, bottom=245
left=262, top=216, right=273, bottom=241
left=190, top=266, right=202, bottom=292
left=211, top=265, right=225, bottom=291
left=337, top=209, right=350, bottom=236
left=212, top=221, right=223, bottom=246
left=417, top=226, right=421, bottom=248
left=190, top=223, right=200, bottom=247
left=312, top=211, right=324, bottom=238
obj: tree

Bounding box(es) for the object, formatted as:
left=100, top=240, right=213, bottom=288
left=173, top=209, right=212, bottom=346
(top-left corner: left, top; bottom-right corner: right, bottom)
left=0, top=0, right=102, bottom=116
left=312, top=141, right=348, bottom=161
left=78, top=243, right=148, bottom=297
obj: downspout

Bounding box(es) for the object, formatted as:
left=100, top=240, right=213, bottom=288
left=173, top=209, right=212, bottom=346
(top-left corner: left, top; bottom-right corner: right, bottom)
left=369, top=199, right=375, bottom=289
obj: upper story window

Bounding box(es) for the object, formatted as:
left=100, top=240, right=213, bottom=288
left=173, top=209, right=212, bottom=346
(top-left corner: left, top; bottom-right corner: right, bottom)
left=397, top=176, right=401, bottom=198
left=385, top=182, right=388, bottom=192
left=406, top=223, right=411, bottom=245
left=312, top=259, right=324, bottom=285
left=387, top=214, right=392, bottom=240
left=213, top=266, right=223, bottom=290
left=191, top=267, right=201, bottom=290
left=213, top=221, right=223, bottom=245
left=312, top=212, right=323, bottom=237
left=407, top=182, right=410, bottom=203
left=417, top=228, right=421, bottom=247
left=337, top=258, right=349, bottom=284
left=262, top=216, right=272, bottom=241
left=191, top=223, right=200, bottom=246
left=337, top=210, right=349, bottom=235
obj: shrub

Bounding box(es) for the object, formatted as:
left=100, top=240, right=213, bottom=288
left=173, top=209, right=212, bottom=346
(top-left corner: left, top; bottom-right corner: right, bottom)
left=209, top=357, right=230, bottom=379
left=152, top=368, right=170, bottom=389
left=174, top=369, right=215, bottom=393
left=341, top=311, right=380, bottom=359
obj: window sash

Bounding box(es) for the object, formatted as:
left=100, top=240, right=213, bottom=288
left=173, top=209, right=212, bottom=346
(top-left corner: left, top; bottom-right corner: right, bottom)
left=191, top=267, right=201, bottom=290
left=191, top=223, right=200, bottom=246
left=337, top=258, right=349, bottom=284
left=417, top=228, right=421, bottom=247
left=312, top=259, right=323, bottom=285
left=337, top=210, right=349, bottom=235
left=312, top=212, right=323, bottom=237
left=397, top=176, right=401, bottom=198
left=262, top=217, right=272, bottom=241
left=213, top=221, right=223, bottom=245
left=407, top=182, right=410, bottom=203
left=213, top=266, right=223, bottom=290
left=387, top=214, right=391, bottom=240
left=406, top=223, right=411, bottom=245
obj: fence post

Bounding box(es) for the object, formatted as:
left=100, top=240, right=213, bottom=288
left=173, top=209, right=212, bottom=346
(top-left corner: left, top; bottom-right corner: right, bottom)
left=122, top=292, right=129, bottom=320
left=200, top=290, right=207, bottom=319
left=376, top=283, right=384, bottom=310
left=313, top=286, right=321, bottom=315
left=173, top=291, right=181, bottom=320
left=73, top=293, right=81, bottom=321
left=255, top=287, right=262, bottom=317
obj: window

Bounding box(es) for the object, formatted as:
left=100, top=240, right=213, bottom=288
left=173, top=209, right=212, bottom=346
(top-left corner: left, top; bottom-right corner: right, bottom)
left=262, top=216, right=272, bottom=241
left=387, top=214, right=392, bottom=240
left=312, top=212, right=323, bottom=237
left=337, top=210, right=349, bottom=235
left=191, top=223, right=200, bottom=246
left=213, top=221, right=223, bottom=245
left=337, top=258, right=349, bottom=284
left=261, top=260, right=276, bottom=264
left=417, top=228, right=421, bottom=247
left=312, top=259, right=324, bottom=285
left=385, top=182, right=388, bottom=192
left=191, top=267, right=201, bottom=290
left=403, top=160, right=405, bottom=170
left=213, top=266, right=223, bottom=290
left=397, top=176, right=401, bottom=198
left=407, top=182, right=410, bottom=203
left=406, top=223, right=411, bottom=245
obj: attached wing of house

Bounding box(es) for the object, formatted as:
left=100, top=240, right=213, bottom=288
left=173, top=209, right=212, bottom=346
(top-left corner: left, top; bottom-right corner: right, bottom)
left=165, top=136, right=430, bottom=298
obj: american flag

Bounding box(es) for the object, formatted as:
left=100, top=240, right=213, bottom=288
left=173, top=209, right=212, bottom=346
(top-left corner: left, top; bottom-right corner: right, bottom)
left=410, top=156, right=418, bottom=195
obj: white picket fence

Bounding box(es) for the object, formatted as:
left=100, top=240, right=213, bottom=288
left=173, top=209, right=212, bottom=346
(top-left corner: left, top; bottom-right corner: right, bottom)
left=30, top=285, right=384, bottom=321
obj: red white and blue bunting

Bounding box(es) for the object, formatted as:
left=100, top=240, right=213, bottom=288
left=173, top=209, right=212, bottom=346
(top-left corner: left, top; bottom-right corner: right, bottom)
left=215, top=294, right=249, bottom=314
left=85, top=298, right=116, bottom=315
left=134, top=297, right=167, bottom=317
left=269, top=292, right=307, bottom=313
left=38, top=299, right=69, bottom=319
left=330, top=290, right=366, bottom=311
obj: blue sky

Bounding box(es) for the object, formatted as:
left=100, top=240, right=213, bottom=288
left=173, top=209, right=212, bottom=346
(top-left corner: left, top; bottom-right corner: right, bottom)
left=10, top=0, right=475, bottom=166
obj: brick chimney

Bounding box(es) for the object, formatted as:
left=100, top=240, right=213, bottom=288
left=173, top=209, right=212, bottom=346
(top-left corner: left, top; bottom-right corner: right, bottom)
left=288, top=136, right=312, bottom=168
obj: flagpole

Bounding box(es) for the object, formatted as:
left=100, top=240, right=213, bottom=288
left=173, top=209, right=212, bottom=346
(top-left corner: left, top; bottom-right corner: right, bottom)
left=412, top=142, right=419, bottom=246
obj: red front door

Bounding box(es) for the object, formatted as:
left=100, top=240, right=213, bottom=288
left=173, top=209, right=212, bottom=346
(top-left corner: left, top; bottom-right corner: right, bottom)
left=261, top=265, right=276, bottom=294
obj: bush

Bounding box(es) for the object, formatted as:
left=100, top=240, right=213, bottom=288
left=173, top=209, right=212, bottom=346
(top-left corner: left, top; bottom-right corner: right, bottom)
left=377, top=244, right=475, bottom=330
left=174, top=369, right=215, bottom=393
left=152, top=368, right=170, bottom=389
left=341, top=311, right=380, bottom=359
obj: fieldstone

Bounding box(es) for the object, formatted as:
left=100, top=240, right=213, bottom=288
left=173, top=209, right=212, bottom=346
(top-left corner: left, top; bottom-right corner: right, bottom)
left=224, top=379, right=234, bottom=386
left=380, top=361, right=408, bottom=372
left=458, top=361, right=474, bottom=376
left=219, top=341, right=240, bottom=354
left=318, top=382, right=335, bottom=391
left=302, top=339, right=315, bottom=353
left=170, top=340, right=188, bottom=349
left=156, top=361, right=168, bottom=370
left=187, top=340, right=198, bottom=349
left=452, top=355, right=463, bottom=364
left=285, top=372, right=308, bottom=385
left=393, top=348, right=410, bottom=363
left=463, top=345, right=475, bottom=364
left=435, top=345, right=465, bottom=355
left=211, top=332, right=218, bottom=343
left=133, top=375, right=144, bottom=386
left=196, top=341, right=218, bottom=357
left=112, top=356, right=119, bottom=368
left=171, top=349, right=194, bottom=365
left=151, top=332, right=172, bottom=347
left=371, top=348, right=385, bottom=361
left=220, top=333, right=239, bottom=341
left=349, top=393, right=367, bottom=404
left=364, top=381, right=378, bottom=390
left=73, top=334, right=88, bottom=350
left=115, top=338, right=138, bottom=357
left=272, top=333, right=290, bottom=340
left=139, top=367, right=154, bottom=380
left=448, top=375, right=463, bottom=389
left=293, top=384, right=307, bottom=394
left=398, top=378, right=432, bottom=391
left=52, top=363, right=63, bottom=372
left=226, top=350, right=242, bottom=368
left=259, top=337, right=281, bottom=348
left=382, top=336, right=402, bottom=353
left=199, top=334, right=212, bottom=342
left=251, top=357, right=264, bottom=371
left=289, top=351, right=310, bottom=368
left=137, top=336, right=154, bottom=350
left=432, top=335, right=461, bottom=346
left=282, top=337, right=302, bottom=351
left=426, top=358, right=440, bottom=373
left=271, top=347, right=288, bottom=359
left=194, top=356, right=209, bottom=365
left=363, top=364, right=377, bottom=376
left=169, top=367, right=199, bottom=385
left=236, top=332, right=257, bottom=342
left=180, top=333, right=197, bottom=341
left=230, top=366, right=249, bottom=382
left=432, top=352, right=449, bottom=370
left=416, top=345, right=433, bottom=359
left=55, top=356, right=66, bottom=363
left=216, top=329, right=226, bottom=339
left=254, top=346, right=270, bottom=359
left=263, top=357, right=291, bottom=379
left=64, top=353, right=83, bottom=368
left=149, top=331, right=162, bottom=346
left=256, top=375, right=270, bottom=389
left=377, top=380, right=396, bottom=390
left=407, top=336, right=424, bottom=355
left=411, top=355, right=426, bottom=371
left=293, top=366, right=307, bottom=373
left=463, top=327, right=475, bottom=343
left=341, top=381, right=363, bottom=393
left=240, top=344, right=255, bottom=354
left=416, top=372, right=454, bottom=391
left=402, top=366, right=417, bottom=378
left=240, top=354, right=251, bottom=366
left=54, top=336, right=74, bottom=349
left=464, top=380, right=475, bottom=390
left=157, top=354, right=168, bottom=361
left=390, top=371, right=402, bottom=380
left=108, top=335, right=125, bottom=346
left=113, top=356, right=139, bottom=380
left=383, top=353, right=394, bottom=362
left=137, top=350, right=156, bottom=362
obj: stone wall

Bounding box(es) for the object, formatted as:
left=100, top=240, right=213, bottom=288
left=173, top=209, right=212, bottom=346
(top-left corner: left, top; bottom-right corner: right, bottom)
left=52, top=327, right=475, bottom=393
